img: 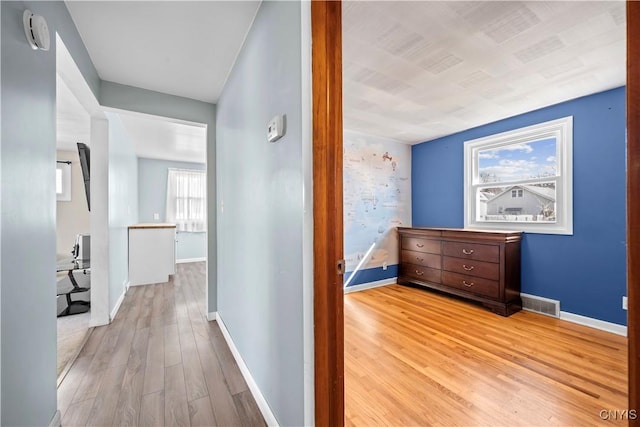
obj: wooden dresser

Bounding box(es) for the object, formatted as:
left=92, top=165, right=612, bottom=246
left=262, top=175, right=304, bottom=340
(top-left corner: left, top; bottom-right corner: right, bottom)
left=397, top=227, right=522, bottom=316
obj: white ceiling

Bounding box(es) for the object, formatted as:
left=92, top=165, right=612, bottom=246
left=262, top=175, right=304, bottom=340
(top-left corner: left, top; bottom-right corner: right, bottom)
left=56, top=74, right=90, bottom=152
left=65, top=0, right=261, bottom=103
left=343, top=1, right=626, bottom=144
left=115, top=111, right=207, bottom=164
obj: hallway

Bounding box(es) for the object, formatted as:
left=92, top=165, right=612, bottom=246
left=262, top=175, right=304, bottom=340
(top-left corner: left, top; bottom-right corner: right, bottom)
left=57, top=262, right=265, bottom=426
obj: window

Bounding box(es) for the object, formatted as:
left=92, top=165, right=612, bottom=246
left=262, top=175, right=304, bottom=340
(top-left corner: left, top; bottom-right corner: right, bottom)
left=166, top=168, right=206, bottom=232
left=56, top=162, right=71, bottom=201
left=464, top=116, right=573, bottom=235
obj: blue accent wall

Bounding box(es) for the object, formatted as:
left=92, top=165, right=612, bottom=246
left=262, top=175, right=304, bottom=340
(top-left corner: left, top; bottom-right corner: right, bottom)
left=412, top=87, right=627, bottom=325
left=137, top=158, right=206, bottom=261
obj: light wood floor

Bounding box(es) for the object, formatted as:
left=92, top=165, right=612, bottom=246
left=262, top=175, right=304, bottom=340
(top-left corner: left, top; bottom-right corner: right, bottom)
left=345, top=285, right=628, bottom=426
left=57, top=262, right=265, bottom=427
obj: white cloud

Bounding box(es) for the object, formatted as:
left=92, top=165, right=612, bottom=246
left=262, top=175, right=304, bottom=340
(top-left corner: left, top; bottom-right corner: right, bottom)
left=495, top=143, right=533, bottom=154
left=546, top=155, right=556, bottom=162
left=480, top=142, right=533, bottom=159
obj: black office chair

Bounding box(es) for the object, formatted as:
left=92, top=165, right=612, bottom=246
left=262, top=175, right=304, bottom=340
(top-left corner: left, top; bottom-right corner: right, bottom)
left=56, top=242, right=91, bottom=317
left=57, top=267, right=90, bottom=317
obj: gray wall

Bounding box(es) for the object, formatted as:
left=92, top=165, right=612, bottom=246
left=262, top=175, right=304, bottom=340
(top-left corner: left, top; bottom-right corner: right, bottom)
left=106, top=113, right=139, bottom=310
left=216, top=1, right=308, bottom=424
left=0, top=1, right=99, bottom=425
left=138, top=157, right=206, bottom=260
left=100, top=81, right=217, bottom=311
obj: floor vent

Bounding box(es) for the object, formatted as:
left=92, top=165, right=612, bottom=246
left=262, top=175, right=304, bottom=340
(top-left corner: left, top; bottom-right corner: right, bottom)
left=521, top=293, right=560, bottom=318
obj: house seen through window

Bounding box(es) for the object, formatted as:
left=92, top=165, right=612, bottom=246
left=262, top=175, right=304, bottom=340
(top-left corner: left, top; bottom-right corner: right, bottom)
left=464, top=116, right=573, bottom=235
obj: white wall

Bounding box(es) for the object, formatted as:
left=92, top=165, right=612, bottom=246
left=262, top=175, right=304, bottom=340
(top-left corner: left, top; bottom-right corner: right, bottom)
left=1, top=1, right=100, bottom=425
left=106, top=113, right=138, bottom=311
left=56, top=150, right=91, bottom=258
left=216, top=1, right=312, bottom=425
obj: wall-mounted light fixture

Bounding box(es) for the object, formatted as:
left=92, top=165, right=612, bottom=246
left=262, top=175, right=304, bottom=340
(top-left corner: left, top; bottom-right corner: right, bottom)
left=23, top=9, right=50, bottom=51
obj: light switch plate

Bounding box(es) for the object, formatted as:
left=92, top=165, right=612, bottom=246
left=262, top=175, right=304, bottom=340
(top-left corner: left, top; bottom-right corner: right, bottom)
left=154, top=213, right=160, bottom=220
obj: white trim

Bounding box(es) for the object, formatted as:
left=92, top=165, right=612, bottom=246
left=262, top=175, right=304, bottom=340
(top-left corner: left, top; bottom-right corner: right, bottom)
left=57, top=34, right=110, bottom=330
left=300, top=2, right=314, bottom=424
left=206, top=311, right=217, bottom=321
left=176, top=257, right=206, bottom=264
left=110, top=286, right=127, bottom=322
left=48, top=410, right=61, bottom=427
left=464, top=116, right=573, bottom=235
left=560, top=311, right=627, bottom=336
left=215, top=313, right=279, bottom=426
left=344, top=277, right=396, bottom=294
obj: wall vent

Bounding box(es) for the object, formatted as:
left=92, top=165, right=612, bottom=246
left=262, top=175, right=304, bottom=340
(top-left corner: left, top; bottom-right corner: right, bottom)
left=520, top=293, right=560, bottom=318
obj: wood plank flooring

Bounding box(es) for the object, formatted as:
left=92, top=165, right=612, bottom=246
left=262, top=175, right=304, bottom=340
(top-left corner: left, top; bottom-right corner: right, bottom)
left=345, top=285, right=628, bottom=427
left=57, top=262, right=265, bottom=427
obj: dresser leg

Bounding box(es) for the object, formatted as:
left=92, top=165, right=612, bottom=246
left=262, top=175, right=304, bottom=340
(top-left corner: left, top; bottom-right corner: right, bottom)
left=484, top=301, right=522, bottom=317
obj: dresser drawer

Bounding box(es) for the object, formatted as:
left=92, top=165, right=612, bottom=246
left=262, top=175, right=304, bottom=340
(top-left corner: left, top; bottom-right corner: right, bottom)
left=402, top=250, right=441, bottom=269
left=401, top=237, right=441, bottom=254
left=442, top=241, right=499, bottom=263
left=442, top=256, right=499, bottom=280
left=401, top=263, right=441, bottom=284
left=442, top=271, right=499, bottom=299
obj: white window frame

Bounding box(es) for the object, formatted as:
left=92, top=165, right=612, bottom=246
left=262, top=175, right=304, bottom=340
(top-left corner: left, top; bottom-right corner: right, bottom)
left=166, top=168, right=207, bottom=232
left=464, top=116, right=573, bottom=235
left=56, top=162, right=71, bottom=201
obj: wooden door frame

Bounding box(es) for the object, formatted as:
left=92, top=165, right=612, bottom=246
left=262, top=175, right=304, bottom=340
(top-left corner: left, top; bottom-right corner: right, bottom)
left=311, top=1, right=639, bottom=425
left=312, top=1, right=344, bottom=426
left=627, top=2, right=639, bottom=424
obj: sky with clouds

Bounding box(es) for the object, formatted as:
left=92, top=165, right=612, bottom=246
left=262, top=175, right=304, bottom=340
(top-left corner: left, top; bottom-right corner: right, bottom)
left=478, top=137, right=557, bottom=183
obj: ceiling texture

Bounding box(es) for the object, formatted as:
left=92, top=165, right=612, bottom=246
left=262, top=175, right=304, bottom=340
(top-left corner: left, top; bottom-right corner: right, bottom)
left=61, top=1, right=626, bottom=155
left=343, top=1, right=626, bottom=144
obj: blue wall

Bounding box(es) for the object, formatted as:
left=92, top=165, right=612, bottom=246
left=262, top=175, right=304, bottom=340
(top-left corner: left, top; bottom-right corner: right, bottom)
left=216, top=1, right=309, bottom=424
left=101, top=81, right=218, bottom=313
left=412, top=87, right=627, bottom=325
left=1, top=1, right=100, bottom=424
left=138, top=158, right=206, bottom=261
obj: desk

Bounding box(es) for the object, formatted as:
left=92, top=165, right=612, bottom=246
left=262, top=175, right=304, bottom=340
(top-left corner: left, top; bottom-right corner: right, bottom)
left=57, top=258, right=90, bottom=317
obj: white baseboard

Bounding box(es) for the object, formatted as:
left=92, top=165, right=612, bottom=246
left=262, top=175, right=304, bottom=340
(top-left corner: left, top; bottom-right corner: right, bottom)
left=560, top=311, right=627, bottom=336
left=215, top=313, right=279, bottom=426
left=110, top=286, right=127, bottom=322
left=207, top=311, right=217, bottom=321
left=176, top=257, right=206, bottom=264
left=48, top=410, right=61, bottom=427
left=344, top=277, right=396, bottom=294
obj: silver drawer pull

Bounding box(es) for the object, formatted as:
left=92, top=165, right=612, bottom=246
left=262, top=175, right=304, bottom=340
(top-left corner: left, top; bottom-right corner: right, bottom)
left=462, top=248, right=474, bottom=255
left=463, top=264, right=474, bottom=271
left=463, top=280, right=474, bottom=287
left=416, top=257, right=424, bottom=262
left=415, top=270, right=424, bottom=276
left=416, top=243, right=424, bottom=248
